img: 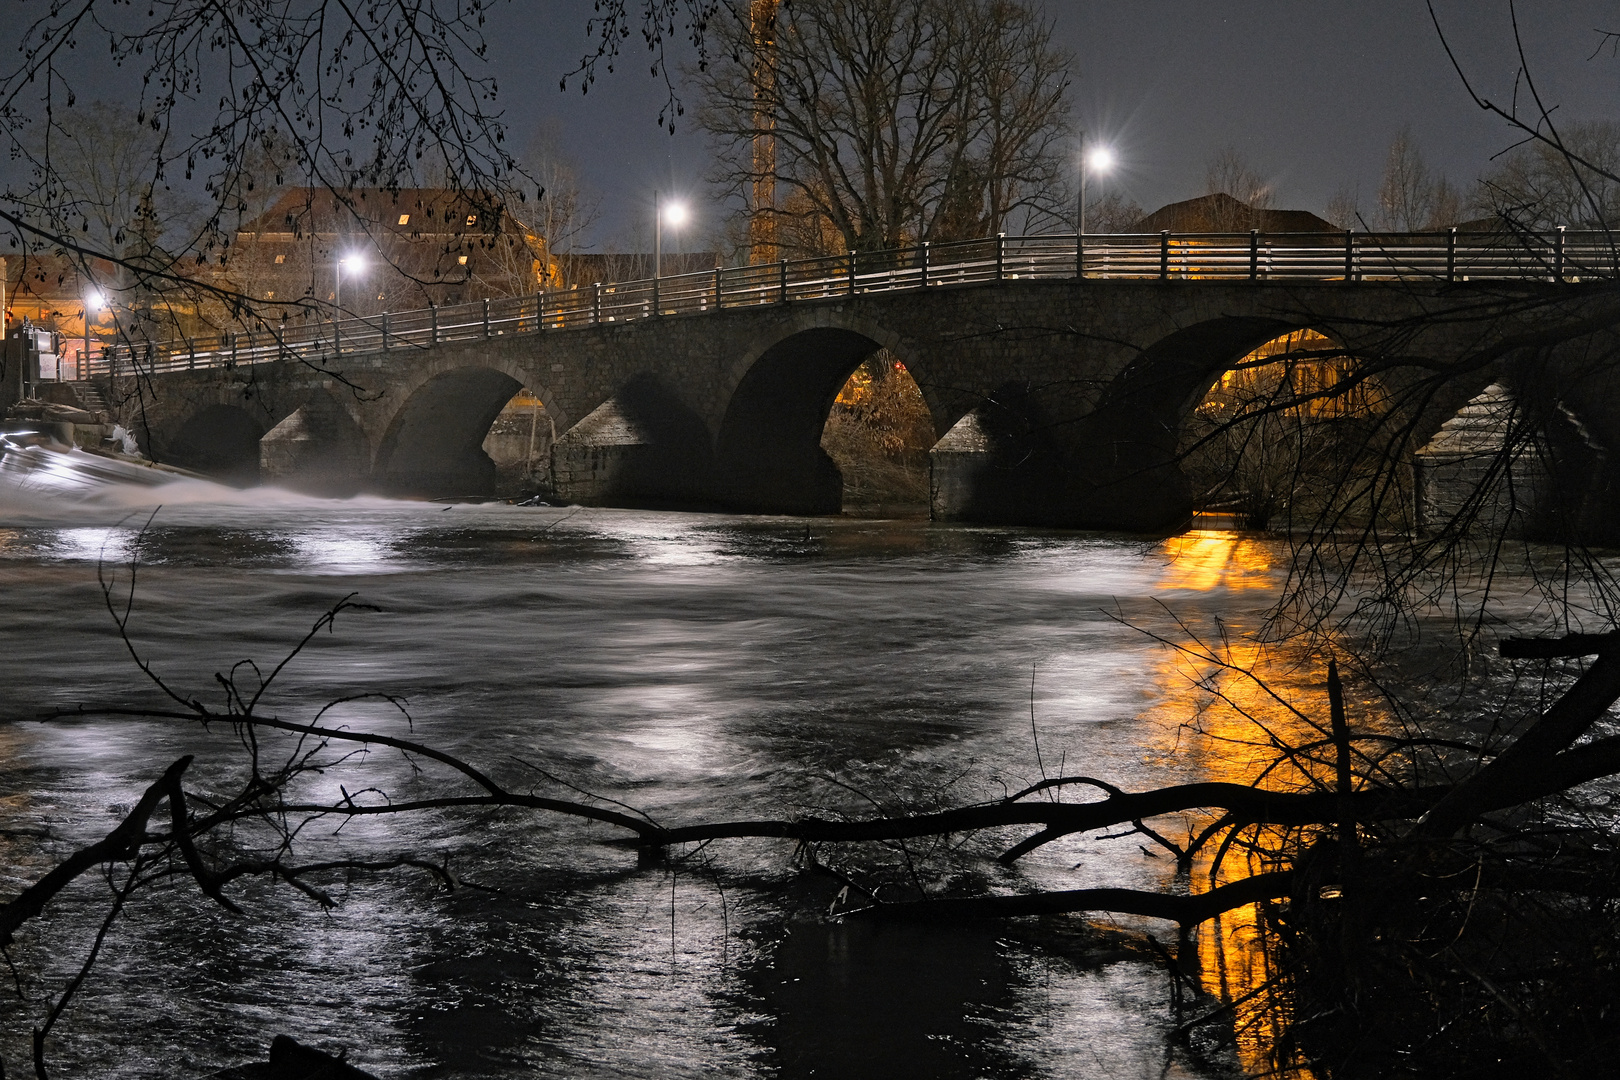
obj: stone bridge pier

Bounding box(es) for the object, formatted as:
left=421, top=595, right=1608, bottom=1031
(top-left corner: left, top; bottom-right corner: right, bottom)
left=110, top=278, right=1620, bottom=535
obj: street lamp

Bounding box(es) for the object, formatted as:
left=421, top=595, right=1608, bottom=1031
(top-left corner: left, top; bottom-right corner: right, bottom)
left=1078, top=143, right=1115, bottom=239
left=336, top=252, right=366, bottom=313
left=654, top=192, right=689, bottom=278
left=83, top=287, right=107, bottom=379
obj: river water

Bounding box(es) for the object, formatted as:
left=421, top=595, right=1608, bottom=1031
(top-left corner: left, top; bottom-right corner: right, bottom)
left=0, top=463, right=1305, bottom=1078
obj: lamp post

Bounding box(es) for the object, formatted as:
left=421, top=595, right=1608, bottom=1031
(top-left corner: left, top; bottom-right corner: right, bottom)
left=655, top=192, right=689, bottom=279
left=335, top=253, right=365, bottom=353
left=1078, top=143, right=1115, bottom=239
left=83, top=287, right=106, bottom=380
left=336, top=252, right=366, bottom=313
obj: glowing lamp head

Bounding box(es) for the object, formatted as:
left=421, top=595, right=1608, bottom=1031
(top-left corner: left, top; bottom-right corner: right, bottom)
left=1086, top=146, right=1115, bottom=174
left=85, top=288, right=107, bottom=311
left=661, top=201, right=690, bottom=228
left=340, top=253, right=366, bottom=275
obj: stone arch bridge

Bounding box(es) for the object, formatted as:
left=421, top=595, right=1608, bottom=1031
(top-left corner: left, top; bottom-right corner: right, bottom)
left=96, top=233, right=1620, bottom=534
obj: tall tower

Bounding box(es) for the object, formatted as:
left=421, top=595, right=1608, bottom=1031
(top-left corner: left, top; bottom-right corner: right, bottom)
left=749, top=0, right=779, bottom=264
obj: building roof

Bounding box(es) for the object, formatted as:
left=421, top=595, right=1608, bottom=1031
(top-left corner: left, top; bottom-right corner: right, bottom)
left=1133, top=193, right=1338, bottom=234
left=237, top=187, right=526, bottom=240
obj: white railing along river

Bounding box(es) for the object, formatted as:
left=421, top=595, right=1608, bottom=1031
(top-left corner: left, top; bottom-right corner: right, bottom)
left=85, top=228, right=1619, bottom=378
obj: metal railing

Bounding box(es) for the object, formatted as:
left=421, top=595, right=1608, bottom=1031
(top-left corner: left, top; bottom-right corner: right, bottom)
left=83, top=228, right=1619, bottom=379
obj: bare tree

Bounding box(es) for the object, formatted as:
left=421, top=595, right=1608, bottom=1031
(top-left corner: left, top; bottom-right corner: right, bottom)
left=691, top=0, right=1073, bottom=255
left=518, top=121, right=601, bottom=265
left=1376, top=126, right=1464, bottom=230
left=18, top=102, right=197, bottom=261
left=1325, top=183, right=1360, bottom=229
left=1204, top=146, right=1274, bottom=228
left=1081, top=190, right=1146, bottom=233
left=0, top=2, right=697, bottom=340
left=1475, top=119, right=1620, bottom=229
left=1376, top=127, right=1433, bottom=230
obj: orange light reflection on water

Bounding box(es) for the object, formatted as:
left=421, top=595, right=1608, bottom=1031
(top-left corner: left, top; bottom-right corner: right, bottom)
left=1158, top=530, right=1276, bottom=592
left=1170, top=634, right=1329, bottom=1079
left=1146, top=530, right=1335, bottom=1076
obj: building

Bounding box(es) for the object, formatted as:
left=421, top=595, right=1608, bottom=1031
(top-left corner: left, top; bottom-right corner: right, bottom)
left=219, top=187, right=557, bottom=318
left=2, top=255, right=128, bottom=379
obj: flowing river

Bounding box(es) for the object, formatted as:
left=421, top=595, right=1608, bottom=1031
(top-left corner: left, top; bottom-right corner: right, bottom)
left=0, top=459, right=1306, bottom=1078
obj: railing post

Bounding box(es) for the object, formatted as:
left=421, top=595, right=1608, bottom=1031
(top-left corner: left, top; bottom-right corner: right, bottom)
left=1249, top=229, right=1259, bottom=280
left=593, top=282, right=602, bottom=325
left=483, top=298, right=492, bottom=336
left=848, top=250, right=857, bottom=296
left=1159, top=231, right=1170, bottom=280
left=713, top=267, right=722, bottom=310
left=430, top=302, right=438, bottom=344
left=1555, top=225, right=1566, bottom=282
left=187, top=338, right=195, bottom=370
left=996, top=233, right=1005, bottom=281
left=779, top=259, right=789, bottom=303
left=382, top=312, right=390, bottom=350
left=920, top=242, right=930, bottom=287
left=1344, top=230, right=1355, bottom=282
left=1447, top=227, right=1458, bottom=282
left=231, top=332, right=239, bottom=365
left=1076, top=227, right=1085, bottom=279
left=653, top=276, right=661, bottom=316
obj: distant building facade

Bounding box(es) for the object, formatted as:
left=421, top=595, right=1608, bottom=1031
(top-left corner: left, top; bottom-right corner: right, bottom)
left=2, top=255, right=129, bottom=378
left=219, top=187, right=557, bottom=317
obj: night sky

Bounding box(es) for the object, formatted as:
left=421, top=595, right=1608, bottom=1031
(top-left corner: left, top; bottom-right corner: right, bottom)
left=481, top=1, right=1620, bottom=249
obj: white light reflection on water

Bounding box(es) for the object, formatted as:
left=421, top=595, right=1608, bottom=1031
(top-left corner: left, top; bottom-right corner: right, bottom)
left=292, top=530, right=402, bottom=574
left=48, top=526, right=136, bottom=565
left=0, top=492, right=1313, bottom=1078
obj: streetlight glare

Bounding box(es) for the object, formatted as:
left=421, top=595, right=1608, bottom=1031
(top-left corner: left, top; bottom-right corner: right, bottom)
left=341, top=254, right=367, bottom=273
left=662, top=201, right=690, bottom=228
left=1087, top=147, right=1115, bottom=173
left=85, top=288, right=107, bottom=311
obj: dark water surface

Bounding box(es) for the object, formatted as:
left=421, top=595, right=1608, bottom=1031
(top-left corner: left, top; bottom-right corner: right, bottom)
left=0, top=488, right=1288, bottom=1077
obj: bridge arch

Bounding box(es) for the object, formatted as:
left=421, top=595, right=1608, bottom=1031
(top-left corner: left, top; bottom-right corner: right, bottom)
left=1069, top=317, right=1371, bottom=531
left=1411, top=370, right=1616, bottom=541
left=161, top=403, right=269, bottom=486
left=714, top=313, right=934, bottom=514
left=1107, top=317, right=1331, bottom=423
left=373, top=359, right=548, bottom=498
left=1173, top=324, right=1392, bottom=529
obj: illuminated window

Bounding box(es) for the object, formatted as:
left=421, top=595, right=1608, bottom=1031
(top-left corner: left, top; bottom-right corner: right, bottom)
left=458, top=255, right=468, bottom=265
left=465, top=214, right=477, bottom=225
left=397, top=214, right=410, bottom=225
left=265, top=290, right=275, bottom=298
left=274, top=254, right=285, bottom=264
